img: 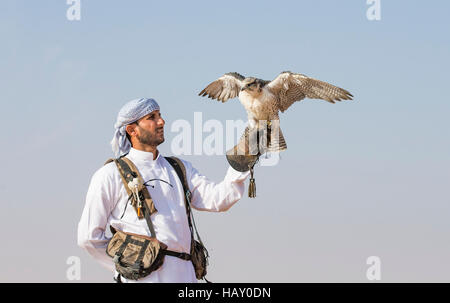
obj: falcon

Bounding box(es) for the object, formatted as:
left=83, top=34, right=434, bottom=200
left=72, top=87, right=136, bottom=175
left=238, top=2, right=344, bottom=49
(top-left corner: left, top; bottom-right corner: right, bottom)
left=198, top=71, right=353, bottom=152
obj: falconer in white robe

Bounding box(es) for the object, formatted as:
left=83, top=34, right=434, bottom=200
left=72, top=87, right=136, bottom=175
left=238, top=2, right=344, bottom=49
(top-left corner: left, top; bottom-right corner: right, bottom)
left=77, top=98, right=250, bottom=283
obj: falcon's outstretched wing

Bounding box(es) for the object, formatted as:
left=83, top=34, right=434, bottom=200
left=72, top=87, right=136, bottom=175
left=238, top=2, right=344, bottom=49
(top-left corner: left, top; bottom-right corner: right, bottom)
left=267, top=71, right=353, bottom=112
left=198, top=72, right=245, bottom=103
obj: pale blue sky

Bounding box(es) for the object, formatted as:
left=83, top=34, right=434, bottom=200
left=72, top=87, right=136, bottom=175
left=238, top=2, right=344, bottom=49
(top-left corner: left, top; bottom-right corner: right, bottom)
left=0, top=1, right=449, bottom=282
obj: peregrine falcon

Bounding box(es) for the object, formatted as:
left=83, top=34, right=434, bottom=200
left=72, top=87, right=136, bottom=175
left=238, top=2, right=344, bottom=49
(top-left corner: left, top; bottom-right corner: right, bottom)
left=198, top=71, right=353, bottom=152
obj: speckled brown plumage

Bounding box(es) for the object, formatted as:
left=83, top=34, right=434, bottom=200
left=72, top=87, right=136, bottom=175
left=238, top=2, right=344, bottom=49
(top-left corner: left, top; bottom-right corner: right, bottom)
left=198, top=71, right=353, bottom=152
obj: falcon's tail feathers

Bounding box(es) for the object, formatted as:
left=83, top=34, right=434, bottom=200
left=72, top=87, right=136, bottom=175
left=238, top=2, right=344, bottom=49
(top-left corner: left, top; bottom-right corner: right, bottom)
left=267, top=125, right=287, bottom=152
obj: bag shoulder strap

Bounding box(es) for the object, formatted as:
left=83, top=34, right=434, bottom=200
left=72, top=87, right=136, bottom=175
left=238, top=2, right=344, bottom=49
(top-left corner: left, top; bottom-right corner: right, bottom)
left=164, top=157, right=189, bottom=197
left=120, top=157, right=158, bottom=216
left=164, top=157, right=191, bottom=217
left=104, top=158, right=115, bottom=165
left=106, top=157, right=159, bottom=217
left=164, top=156, right=206, bottom=247
left=104, top=157, right=158, bottom=237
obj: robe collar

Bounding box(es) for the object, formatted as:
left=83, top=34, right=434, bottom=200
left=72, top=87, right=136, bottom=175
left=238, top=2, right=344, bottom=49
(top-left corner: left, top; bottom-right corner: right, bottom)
left=126, top=147, right=161, bottom=165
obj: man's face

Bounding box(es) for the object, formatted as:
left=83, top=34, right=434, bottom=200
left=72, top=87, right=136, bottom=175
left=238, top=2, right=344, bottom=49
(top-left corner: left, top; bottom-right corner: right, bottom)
left=133, top=110, right=165, bottom=147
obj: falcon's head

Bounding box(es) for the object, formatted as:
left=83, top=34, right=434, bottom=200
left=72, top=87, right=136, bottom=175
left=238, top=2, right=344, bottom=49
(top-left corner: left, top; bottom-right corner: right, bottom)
left=241, top=77, right=267, bottom=95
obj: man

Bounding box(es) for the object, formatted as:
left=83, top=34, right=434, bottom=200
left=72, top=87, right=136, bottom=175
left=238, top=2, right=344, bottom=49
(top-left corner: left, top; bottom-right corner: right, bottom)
left=78, top=98, right=250, bottom=283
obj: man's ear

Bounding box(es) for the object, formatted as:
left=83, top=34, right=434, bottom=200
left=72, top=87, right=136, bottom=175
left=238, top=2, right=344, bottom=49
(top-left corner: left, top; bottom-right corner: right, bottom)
left=125, top=123, right=137, bottom=138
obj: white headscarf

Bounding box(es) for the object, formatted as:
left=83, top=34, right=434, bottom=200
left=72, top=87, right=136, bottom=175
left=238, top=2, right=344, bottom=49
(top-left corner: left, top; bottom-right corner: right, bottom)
left=111, top=98, right=160, bottom=157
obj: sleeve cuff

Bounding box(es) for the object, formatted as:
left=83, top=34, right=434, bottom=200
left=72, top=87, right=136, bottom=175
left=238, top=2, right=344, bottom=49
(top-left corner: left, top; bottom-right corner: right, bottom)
left=224, top=165, right=251, bottom=183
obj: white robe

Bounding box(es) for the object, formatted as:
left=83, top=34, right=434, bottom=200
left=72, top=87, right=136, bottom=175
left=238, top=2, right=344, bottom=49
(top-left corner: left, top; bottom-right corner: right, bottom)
left=77, top=148, right=250, bottom=283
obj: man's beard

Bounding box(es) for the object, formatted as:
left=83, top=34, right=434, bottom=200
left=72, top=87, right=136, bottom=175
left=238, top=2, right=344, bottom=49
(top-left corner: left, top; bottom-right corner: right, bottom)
left=136, top=126, right=164, bottom=147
